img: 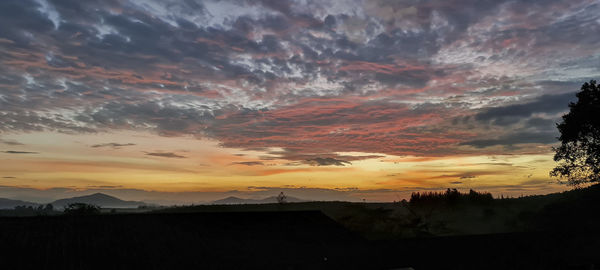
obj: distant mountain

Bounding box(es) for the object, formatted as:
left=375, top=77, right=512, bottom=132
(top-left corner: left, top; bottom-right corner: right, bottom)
left=51, top=193, right=145, bottom=208
left=0, top=198, right=39, bottom=209
left=212, top=196, right=249, bottom=204
left=212, top=195, right=306, bottom=205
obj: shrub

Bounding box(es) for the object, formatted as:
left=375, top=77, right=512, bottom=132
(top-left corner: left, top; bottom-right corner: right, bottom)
left=63, top=203, right=101, bottom=215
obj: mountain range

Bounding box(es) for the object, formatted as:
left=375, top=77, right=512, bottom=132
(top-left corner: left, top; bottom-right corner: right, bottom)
left=0, top=198, right=40, bottom=209
left=51, top=193, right=146, bottom=208
left=0, top=193, right=145, bottom=209
left=0, top=193, right=308, bottom=209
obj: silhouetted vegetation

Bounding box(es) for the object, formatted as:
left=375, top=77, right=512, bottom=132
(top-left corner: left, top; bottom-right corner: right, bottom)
left=63, top=203, right=101, bottom=215
left=276, top=191, right=287, bottom=204
left=0, top=204, right=59, bottom=217
left=1, top=191, right=599, bottom=269
left=551, top=80, right=600, bottom=186
left=1, top=186, right=600, bottom=269
left=409, top=188, right=493, bottom=206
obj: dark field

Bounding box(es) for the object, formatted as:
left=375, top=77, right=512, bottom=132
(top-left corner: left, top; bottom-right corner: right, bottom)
left=0, top=211, right=373, bottom=269
left=2, top=186, right=600, bottom=269
left=1, top=212, right=599, bottom=269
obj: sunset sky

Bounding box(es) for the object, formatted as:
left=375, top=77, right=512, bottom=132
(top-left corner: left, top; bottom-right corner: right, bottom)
left=1, top=0, right=599, bottom=204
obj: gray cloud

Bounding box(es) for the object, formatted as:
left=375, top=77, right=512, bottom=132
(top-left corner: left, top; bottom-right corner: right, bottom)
left=2, top=151, right=39, bottom=154
left=91, top=143, right=136, bottom=148
left=475, top=92, right=576, bottom=126
left=460, top=131, right=558, bottom=148
left=230, top=161, right=265, bottom=166
left=0, top=139, right=24, bottom=146
left=305, top=157, right=351, bottom=166
left=145, top=152, right=187, bottom=159
left=0, top=0, right=597, bottom=160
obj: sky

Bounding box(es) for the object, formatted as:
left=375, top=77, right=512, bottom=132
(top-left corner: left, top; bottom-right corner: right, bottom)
left=1, top=0, right=599, bottom=204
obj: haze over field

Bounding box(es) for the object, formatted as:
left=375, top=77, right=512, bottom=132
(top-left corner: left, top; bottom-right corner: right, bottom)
left=1, top=0, right=599, bottom=203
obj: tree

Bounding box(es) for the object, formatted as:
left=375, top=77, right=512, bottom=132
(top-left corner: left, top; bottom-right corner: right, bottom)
left=63, top=203, right=101, bottom=215
left=551, top=80, right=600, bottom=186
left=276, top=192, right=287, bottom=204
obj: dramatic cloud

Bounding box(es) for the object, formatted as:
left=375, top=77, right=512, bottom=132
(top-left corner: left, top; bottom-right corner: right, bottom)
left=1, top=0, right=597, bottom=157
left=0, top=0, right=598, bottom=200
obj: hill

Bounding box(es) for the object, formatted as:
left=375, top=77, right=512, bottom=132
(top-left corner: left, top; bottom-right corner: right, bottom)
left=211, top=195, right=306, bottom=204
left=0, top=198, right=39, bottom=209
left=51, top=193, right=145, bottom=208
left=2, top=186, right=600, bottom=268
left=159, top=184, right=600, bottom=240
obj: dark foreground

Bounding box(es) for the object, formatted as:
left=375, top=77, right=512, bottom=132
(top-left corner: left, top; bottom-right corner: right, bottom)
left=0, top=211, right=599, bottom=270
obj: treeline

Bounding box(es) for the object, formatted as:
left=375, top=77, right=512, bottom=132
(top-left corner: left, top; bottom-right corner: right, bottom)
left=0, top=203, right=101, bottom=217
left=410, top=188, right=493, bottom=205
left=0, top=204, right=58, bottom=217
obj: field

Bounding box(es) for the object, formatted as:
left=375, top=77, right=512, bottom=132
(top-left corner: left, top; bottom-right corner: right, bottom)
left=1, top=186, right=600, bottom=269
left=154, top=186, right=600, bottom=240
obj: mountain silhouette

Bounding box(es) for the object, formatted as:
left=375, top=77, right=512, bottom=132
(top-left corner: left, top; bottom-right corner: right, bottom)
left=212, top=195, right=306, bottom=204
left=51, top=193, right=145, bottom=208
left=0, top=198, right=39, bottom=209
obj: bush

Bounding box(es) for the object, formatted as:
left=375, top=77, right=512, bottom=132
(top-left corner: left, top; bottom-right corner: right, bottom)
left=63, top=203, right=101, bottom=215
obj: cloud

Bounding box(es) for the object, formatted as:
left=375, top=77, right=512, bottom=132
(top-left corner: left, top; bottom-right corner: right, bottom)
left=0, top=139, right=24, bottom=146
left=305, top=157, right=351, bottom=166
left=474, top=92, right=576, bottom=126
left=460, top=131, right=558, bottom=148
left=91, top=143, right=136, bottom=148
left=208, top=98, right=467, bottom=157
left=230, top=161, right=264, bottom=166
left=144, top=152, right=187, bottom=159
left=0, top=0, right=597, bottom=162
left=2, top=151, right=39, bottom=154
left=85, top=185, right=124, bottom=189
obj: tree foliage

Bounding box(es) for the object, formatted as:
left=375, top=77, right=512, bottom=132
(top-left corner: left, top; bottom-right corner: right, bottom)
left=409, top=188, right=493, bottom=206
left=276, top=192, right=287, bottom=204
left=63, top=203, right=101, bottom=215
left=551, top=80, right=600, bottom=186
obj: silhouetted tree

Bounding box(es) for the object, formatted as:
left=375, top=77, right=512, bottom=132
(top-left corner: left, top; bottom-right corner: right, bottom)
left=63, top=203, right=100, bottom=215
left=551, top=80, right=600, bottom=186
left=34, top=204, right=55, bottom=216
left=276, top=192, right=287, bottom=204
left=13, top=205, right=35, bottom=216
left=409, top=189, right=492, bottom=205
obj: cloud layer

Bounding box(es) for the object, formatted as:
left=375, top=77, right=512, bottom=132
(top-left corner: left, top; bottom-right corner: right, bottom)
left=1, top=0, right=599, bottom=162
